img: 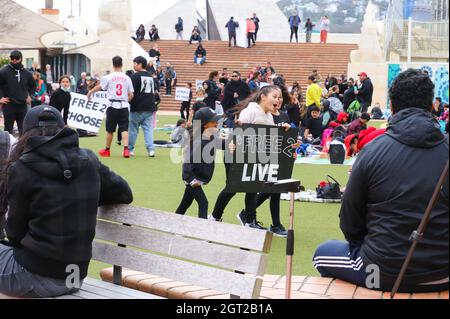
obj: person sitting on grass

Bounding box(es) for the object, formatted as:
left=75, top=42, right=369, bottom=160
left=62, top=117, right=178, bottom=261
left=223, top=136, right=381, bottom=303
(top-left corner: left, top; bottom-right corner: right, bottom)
left=303, top=105, right=323, bottom=142
left=154, top=119, right=187, bottom=148
left=313, top=68, right=449, bottom=293
left=0, top=105, right=132, bottom=298
left=347, top=112, right=370, bottom=135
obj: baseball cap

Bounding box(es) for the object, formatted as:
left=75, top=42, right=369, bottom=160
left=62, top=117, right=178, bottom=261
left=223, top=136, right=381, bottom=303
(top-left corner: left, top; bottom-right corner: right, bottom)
left=23, top=105, right=65, bottom=134
left=193, top=107, right=223, bottom=125
left=10, top=50, right=22, bottom=59
left=358, top=72, right=368, bottom=77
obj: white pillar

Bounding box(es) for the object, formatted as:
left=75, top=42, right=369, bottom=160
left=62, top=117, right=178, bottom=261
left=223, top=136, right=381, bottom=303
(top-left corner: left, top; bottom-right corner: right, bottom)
left=407, top=17, right=413, bottom=62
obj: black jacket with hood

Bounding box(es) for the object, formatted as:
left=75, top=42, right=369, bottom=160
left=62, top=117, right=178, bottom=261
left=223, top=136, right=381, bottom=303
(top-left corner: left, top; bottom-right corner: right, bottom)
left=5, top=128, right=133, bottom=280
left=340, top=108, right=449, bottom=291
left=0, top=63, right=35, bottom=105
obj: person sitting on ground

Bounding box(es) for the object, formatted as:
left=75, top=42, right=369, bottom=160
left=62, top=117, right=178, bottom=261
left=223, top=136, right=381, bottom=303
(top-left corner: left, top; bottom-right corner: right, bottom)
left=149, top=24, right=159, bottom=41
left=0, top=105, right=133, bottom=298
left=134, top=24, right=145, bottom=42
left=189, top=26, right=202, bottom=44
left=370, top=104, right=384, bottom=119
left=345, top=126, right=386, bottom=157
left=154, top=119, right=187, bottom=147
left=347, top=112, right=370, bottom=135
left=304, top=105, right=323, bottom=141
left=194, top=44, right=207, bottom=65
left=313, top=68, right=449, bottom=293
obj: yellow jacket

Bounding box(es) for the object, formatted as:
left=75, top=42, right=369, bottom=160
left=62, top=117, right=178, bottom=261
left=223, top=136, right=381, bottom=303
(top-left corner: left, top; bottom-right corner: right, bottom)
left=306, top=83, right=322, bottom=107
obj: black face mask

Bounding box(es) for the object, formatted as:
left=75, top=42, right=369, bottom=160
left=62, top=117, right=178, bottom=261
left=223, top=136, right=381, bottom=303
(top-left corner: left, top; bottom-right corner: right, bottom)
left=10, top=62, right=23, bottom=70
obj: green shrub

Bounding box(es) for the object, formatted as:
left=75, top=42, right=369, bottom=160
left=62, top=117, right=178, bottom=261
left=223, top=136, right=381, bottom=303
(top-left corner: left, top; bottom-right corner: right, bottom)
left=0, top=56, right=9, bottom=68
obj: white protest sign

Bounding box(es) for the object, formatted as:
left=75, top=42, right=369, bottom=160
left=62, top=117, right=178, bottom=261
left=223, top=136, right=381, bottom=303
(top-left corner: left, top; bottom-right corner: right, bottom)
left=175, top=87, right=191, bottom=102
left=195, top=80, right=204, bottom=91
left=68, top=92, right=108, bottom=133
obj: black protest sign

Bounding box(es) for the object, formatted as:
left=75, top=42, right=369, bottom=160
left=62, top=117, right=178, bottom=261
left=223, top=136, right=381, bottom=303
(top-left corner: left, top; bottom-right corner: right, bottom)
left=225, top=124, right=299, bottom=193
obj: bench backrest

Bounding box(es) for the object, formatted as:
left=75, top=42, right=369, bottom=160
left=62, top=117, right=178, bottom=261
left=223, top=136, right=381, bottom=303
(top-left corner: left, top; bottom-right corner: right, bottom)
left=93, top=205, right=273, bottom=299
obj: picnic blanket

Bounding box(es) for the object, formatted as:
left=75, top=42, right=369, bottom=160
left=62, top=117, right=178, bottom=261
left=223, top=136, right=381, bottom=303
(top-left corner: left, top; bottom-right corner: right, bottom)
left=295, top=155, right=356, bottom=166
left=280, top=190, right=342, bottom=203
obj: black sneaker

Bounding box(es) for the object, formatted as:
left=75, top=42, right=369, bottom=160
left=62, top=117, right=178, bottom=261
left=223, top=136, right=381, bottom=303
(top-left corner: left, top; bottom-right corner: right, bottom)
left=236, top=210, right=246, bottom=226
left=245, top=219, right=267, bottom=230
left=269, top=224, right=288, bottom=237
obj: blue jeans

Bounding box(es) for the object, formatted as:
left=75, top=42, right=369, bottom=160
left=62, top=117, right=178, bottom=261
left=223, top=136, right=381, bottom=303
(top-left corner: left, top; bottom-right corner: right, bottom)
left=0, top=244, right=80, bottom=298
left=312, top=240, right=367, bottom=287
left=194, top=56, right=206, bottom=65
left=128, top=111, right=155, bottom=153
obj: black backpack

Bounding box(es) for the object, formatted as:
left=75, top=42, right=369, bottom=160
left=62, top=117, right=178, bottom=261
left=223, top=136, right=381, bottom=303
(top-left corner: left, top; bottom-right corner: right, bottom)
left=316, top=175, right=342, bottom=199
left=328, top=142, right=346, bottom=164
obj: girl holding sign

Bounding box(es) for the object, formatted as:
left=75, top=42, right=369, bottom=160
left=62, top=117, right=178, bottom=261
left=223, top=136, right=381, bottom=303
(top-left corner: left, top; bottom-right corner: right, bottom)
left=175, top=107, right=225, bottom=219
left=210, top=86, right=286, bottom=230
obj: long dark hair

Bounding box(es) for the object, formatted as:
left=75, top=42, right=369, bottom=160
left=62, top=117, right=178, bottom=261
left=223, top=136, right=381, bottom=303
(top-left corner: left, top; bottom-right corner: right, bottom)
left=232, top=85, right=281, bottom=116
left=0, top=113, right=62, bottom=219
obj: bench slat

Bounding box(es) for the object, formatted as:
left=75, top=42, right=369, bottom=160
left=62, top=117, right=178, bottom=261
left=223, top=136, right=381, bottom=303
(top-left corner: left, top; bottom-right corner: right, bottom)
left=95, top=220, right=267, bottom=276
left=83, top=277, right=163, bottom=299
left=92, top=241, right=262, bottom=299
left=98, top=205, right=272, bottom=252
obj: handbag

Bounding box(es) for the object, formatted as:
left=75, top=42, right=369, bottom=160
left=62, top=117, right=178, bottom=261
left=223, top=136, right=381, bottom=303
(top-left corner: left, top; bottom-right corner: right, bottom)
left=316, top=175, right=342, bottom=199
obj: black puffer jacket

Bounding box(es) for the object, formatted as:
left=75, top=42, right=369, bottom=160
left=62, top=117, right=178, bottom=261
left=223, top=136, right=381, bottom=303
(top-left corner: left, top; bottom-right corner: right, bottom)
left=340, top=108, right=449, bottom=291
left=5, top=128, right=133, bottom=280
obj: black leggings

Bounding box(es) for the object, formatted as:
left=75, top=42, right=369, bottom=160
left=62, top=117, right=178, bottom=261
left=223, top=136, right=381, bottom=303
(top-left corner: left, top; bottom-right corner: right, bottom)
left=256, top=193, right=281, bottom=227
left=175, top=185, right=208, bottom=219
left=211, top=191, right=257, bottom=222
left=290, top=26, right=299, bottom=42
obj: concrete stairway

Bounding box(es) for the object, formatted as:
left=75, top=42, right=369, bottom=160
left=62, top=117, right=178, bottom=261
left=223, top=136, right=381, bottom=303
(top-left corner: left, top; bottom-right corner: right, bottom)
left=139, top=40, right=357, bottom=112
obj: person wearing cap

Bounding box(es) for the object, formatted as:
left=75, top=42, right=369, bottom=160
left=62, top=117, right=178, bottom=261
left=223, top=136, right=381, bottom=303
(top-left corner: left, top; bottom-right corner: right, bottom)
left=0, top=50, right=36, bottom=135
left=0, top=105, right=133, bottom=298
left=175, top=107, right=225, bottom=219
left=128, top=56, right=158, bottom=157
left=225, top=17, right=239, bottom=47
left=355, top=72, right=374, bottom=113
left=313, top=69, right=449, bottom=293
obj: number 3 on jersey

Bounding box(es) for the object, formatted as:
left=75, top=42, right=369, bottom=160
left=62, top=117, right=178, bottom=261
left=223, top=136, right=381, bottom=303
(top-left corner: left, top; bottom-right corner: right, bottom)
left=116, top=84, right=123, bottom=96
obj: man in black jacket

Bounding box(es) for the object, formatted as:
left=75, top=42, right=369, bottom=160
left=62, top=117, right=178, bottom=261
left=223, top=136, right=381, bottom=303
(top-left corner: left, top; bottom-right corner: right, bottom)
left=343, top=78, right=356, bottom=111
left=194, top=44, right=207, bottom=65
left=0, top=50, right=35, bottom=135
left=313, top=69, right=449, bottom=293
left=222, top=71, right=250, bottom=128
left=0, top=105, right=133, bottom=298
left=355, top=72, right=373, bottom=113
left=129, top=56, right=158, bottom=157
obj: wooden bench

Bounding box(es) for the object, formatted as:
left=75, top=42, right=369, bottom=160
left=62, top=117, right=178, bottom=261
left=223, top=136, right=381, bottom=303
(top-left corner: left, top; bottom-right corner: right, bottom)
left=96, top=204, right=273, bottom=299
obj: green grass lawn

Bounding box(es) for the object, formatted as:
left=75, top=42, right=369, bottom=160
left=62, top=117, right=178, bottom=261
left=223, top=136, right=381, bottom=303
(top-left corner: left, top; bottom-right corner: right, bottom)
left=80, top=115, right=386, bottom=279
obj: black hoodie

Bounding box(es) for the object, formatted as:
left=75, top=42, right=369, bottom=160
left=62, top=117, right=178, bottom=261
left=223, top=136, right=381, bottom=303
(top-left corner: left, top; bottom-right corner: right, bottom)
left=0, top=63, right=35, bottom=105
left=222, top=80, right=251, bottom=110
left=5, top=128, right=133, bottom=280
left=340, top=108, right=449, bottom=291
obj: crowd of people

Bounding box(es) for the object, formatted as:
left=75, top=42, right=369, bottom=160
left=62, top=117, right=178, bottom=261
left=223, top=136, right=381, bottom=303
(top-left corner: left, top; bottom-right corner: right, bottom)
left=0, top=23, right=448, bottom=298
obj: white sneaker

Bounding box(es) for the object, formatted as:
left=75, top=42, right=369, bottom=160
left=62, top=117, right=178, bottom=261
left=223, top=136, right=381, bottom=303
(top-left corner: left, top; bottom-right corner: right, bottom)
left=148, top=150, right=155, bottom=157
left=208, top=214, right=222, bottom=222
left=129, top=151, right=135, bottom=157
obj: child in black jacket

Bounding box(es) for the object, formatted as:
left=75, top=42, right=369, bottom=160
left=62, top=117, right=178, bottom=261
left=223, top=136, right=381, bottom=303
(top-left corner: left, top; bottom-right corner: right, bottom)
left=175, top=107, right=225, bottom=219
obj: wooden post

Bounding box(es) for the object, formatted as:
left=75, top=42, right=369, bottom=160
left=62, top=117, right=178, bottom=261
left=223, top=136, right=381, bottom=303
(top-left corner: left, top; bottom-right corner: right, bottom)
left=285, top=192, right=295, bottom=299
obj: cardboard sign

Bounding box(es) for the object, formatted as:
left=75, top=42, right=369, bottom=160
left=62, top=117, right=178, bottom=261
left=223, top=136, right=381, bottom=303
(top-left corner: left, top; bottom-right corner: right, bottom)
left=68, top=92, right=108, bottom=133
left=195, top=80, right=204, bottom=91
left=225, top=124, right=299, bottom=193
left=175, top=87, right=191, bottom=102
